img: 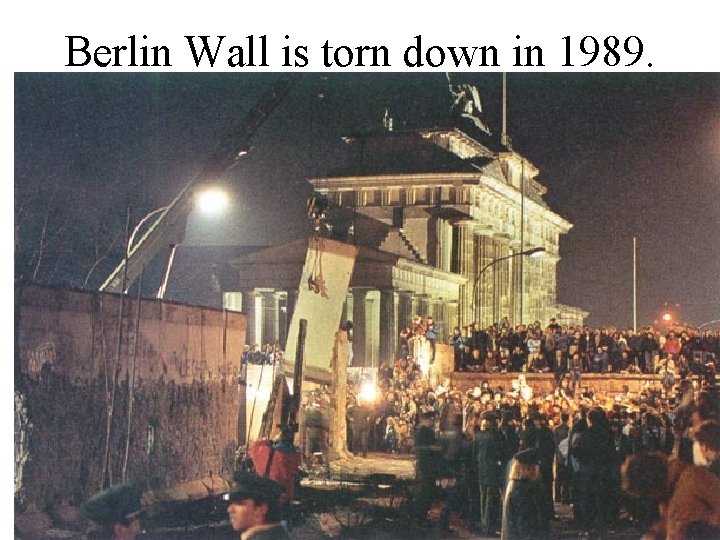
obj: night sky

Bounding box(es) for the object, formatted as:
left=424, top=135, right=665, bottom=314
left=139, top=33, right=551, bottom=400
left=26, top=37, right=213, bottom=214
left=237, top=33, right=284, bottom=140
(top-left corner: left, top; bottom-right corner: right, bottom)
left=14, top=72, right=720, bottom=328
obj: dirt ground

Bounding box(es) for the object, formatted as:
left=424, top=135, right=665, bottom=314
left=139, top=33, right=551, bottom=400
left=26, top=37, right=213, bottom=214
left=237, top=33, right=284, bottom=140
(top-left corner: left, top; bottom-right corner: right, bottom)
left=16, top=452, right=644, bottom=539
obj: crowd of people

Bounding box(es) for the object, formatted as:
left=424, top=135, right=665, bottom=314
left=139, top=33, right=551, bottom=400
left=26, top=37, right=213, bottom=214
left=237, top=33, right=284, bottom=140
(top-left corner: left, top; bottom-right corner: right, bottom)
left=241, top=343, right=285, bottom=365
left=447, top=319, right=719, bottom=378
left=344, top=316, right=720, bottom=539
left=82, top=314, right=720, bottom=540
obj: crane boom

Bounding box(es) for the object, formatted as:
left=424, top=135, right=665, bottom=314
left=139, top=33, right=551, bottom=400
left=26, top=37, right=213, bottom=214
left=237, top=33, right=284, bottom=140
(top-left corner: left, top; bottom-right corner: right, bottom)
left=99, top=77, right=294, bottom=295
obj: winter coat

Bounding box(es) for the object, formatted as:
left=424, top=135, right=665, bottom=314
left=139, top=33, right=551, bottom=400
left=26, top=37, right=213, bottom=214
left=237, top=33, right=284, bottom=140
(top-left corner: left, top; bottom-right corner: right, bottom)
left=416, top=423, right=439, bottom=480
left=572, top=425, right=614, bottom=473
left=501, top=423, right=520, bottom=458
left=536, top=427, right=556, bottom=480
left=501, top=479, right=548, bottom=540
left=474, top=428, right=506, bottom=487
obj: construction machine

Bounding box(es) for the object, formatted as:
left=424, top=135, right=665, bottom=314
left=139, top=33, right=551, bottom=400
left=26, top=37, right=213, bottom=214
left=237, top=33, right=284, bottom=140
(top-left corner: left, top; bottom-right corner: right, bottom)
left=98, top=76, right=293, bottom=297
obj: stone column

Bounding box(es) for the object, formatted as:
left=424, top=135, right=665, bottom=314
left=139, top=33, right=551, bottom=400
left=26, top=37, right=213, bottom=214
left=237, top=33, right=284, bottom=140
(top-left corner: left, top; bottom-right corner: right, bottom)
left=280, top=289, right=298, bottom=348
left=343, top=292, right=353, bottom=326
left=416, top=294, right=429, bottom=319
left=493, top=240, right=511, bottom=327
left=351, top=288, right=369, bottom=367
left=476, top=233, right=494, bottom=328
left=431, top=300, right=446, bottom=341
left=379, top=288, right=398, bottom=363
left=440, top=219, right=453, bottom=272
left=510, top=245, right=521, bottom=326
left=455, top=221, right=476, bottom=327
left=366, top=294, right=379, bottom=367
left=262, top=291, right=280, bottom=345
left=242, top=289, right=260, bottom=346
left=447, top=301, right=459, bottom=335
left=397, top=291, right=413, bottom=331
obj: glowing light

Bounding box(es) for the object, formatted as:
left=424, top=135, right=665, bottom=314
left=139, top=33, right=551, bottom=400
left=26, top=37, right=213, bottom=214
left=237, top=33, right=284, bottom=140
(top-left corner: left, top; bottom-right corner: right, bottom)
left=196, top=188, right=229, bottom=215
left=359, top=382, right=377, bottom=403
left=662, top=312, right=672, bottom=322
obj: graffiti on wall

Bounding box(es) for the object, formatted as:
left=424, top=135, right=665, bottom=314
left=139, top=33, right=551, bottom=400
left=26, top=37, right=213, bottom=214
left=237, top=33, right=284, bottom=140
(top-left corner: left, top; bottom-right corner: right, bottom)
left=26, top=340, right=56, bottom=375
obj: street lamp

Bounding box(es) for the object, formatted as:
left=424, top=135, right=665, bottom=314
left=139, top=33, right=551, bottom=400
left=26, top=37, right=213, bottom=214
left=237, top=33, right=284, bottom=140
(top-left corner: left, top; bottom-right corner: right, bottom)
left=471, top=246, right=545, bottom=324
left=155, top=184, right=230, bottom=298
left=195, top=186, right=230, bottom=215
left=100, top=184, right=230, bottom=297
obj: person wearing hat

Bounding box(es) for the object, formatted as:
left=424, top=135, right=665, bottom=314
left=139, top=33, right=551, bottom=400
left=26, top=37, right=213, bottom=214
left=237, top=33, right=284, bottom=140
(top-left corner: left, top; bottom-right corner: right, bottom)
left=81, top=482, right=145, bottom=539
left=227, top=472, right=291, bottom=540
left=414, top=409, right=440, bottom=525
left=501, top=448, right=549, bottom=540
left=571, top=408, right=614, bottom=539
left=474, top=409, right=505, bottom=535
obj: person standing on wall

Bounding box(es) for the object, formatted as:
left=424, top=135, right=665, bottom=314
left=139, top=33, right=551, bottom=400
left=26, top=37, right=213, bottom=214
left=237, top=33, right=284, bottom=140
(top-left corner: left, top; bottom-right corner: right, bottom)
left=425, top=316, right=438, bottom=364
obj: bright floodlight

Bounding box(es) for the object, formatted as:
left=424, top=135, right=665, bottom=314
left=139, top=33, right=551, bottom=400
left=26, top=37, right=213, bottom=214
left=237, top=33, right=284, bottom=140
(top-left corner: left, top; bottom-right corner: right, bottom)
left=662, top=312, right=672, bottom=322
left=196, top=188, right=229, bottom=215
left=359, top=382, right=377, bottom=404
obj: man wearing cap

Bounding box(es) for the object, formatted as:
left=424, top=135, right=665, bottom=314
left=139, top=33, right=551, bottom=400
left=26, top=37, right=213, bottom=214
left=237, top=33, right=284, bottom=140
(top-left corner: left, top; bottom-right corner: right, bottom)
left=474, top=410, right=506, bottom=536
left=571, top=408, right=614, bottom=539
left=81, top=482, right=145, bottom=539
left=227, top=472, right=291, bottom=540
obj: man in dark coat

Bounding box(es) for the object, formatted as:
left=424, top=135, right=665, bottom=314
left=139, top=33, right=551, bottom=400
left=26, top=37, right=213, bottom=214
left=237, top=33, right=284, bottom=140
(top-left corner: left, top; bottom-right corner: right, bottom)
left=571, top=408, right=614, bottom=540
left=553, top=412, right=572, bottom=504
left=501, top=448, right=549, bottom=540
left=500, top=410, right=520, bottom=486
left=638, top=331, right=660, bottom=373
left=474, top=411, right=506, bottom=535
left=415, top=410, right=440, bottom=525
left=349, top=400, right=372, bottom=458
left=534, top=414, right=556, bottom=520
left=438, top=412, right=466, bottom=531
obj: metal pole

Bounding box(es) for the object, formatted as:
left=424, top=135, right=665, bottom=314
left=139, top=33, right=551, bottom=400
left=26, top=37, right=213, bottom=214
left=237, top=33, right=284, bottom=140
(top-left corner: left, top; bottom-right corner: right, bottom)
left=122, top=269, right=143, bottom=482
left=519, top=160, right=525, bottom=326
left=156, top=244, right=178, bottom=299
left=101, top=205, right=132, bottom=488
left=633, top=237, right=637, bottom=332
left=472, top=248, right=545, bottom=327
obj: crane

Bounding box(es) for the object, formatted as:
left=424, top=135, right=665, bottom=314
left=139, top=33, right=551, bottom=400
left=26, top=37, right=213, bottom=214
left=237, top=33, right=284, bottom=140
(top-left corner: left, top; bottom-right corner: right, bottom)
left=99, top=76, right=294, bottom=296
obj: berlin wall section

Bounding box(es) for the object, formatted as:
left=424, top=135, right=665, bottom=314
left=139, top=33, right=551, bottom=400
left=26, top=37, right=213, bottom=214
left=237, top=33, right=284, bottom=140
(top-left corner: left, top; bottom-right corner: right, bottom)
left=15, top=284, right=246, bottom=510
